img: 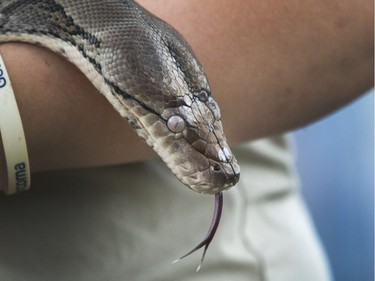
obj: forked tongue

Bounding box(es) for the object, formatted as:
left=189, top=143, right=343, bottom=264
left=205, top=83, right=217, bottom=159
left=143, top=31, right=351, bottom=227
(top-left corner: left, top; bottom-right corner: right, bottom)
left=172, top=192, right=223, bottom=272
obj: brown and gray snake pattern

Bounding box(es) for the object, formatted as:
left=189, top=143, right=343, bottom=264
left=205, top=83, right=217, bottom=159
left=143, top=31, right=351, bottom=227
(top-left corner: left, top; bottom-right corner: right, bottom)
left=0, top=0, right=240, bottom=269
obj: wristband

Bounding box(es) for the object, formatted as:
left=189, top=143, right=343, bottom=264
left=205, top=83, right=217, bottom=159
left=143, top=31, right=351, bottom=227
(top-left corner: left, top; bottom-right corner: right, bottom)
left=0, top=54, right=30, bottom=194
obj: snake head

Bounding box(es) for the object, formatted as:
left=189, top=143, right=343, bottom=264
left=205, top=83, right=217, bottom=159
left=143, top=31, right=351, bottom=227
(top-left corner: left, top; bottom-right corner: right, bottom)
left=100, top=2, right=240, bottom=194
left=160, top=90, right=240, bottom=194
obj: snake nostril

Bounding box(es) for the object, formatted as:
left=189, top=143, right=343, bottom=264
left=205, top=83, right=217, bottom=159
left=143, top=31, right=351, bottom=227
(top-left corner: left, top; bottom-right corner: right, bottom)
left=213, top=164, right=221, bottom=172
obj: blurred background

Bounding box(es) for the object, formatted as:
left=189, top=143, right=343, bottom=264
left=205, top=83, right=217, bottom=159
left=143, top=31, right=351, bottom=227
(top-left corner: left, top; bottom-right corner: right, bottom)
left=293, top=89, right=374, bottom=281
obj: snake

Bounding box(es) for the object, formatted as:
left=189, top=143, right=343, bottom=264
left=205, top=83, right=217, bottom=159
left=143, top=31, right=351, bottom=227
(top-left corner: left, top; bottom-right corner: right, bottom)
left=0, top=0, right=240, bottom=270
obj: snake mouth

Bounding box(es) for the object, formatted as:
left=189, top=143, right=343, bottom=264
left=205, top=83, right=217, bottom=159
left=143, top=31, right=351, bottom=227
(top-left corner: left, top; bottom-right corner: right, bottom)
left=181, top=158, right=240, bottom=194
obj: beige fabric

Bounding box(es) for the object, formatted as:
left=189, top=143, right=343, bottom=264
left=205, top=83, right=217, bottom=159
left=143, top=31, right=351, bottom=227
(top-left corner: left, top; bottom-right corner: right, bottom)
left=0, top=135, right=332, bottom=281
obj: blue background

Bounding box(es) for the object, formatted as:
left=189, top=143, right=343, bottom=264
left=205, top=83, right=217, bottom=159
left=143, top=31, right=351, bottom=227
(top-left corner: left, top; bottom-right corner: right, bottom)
left=294, top=90, right=374, bottom=281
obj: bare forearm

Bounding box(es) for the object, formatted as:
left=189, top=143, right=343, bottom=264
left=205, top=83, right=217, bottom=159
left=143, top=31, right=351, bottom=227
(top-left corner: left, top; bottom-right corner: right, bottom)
left=0, top=43, right=156, bottom=178
left=140, top=0, right=373, bottom=142
left=0, top=0, right=372, bottom=191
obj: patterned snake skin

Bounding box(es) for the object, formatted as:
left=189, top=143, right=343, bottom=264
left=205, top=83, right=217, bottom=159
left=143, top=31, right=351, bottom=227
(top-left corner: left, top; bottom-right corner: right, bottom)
left=0, top=0, right=240, bottom=267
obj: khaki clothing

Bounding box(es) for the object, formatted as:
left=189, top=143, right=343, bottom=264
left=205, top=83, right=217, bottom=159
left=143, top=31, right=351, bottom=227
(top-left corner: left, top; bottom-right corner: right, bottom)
left=0, top=136, right=331, bottom=281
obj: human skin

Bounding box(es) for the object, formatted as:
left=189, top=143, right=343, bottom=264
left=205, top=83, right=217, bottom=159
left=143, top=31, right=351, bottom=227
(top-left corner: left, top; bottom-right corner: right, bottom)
left=0, top=0, right=373, bottom=190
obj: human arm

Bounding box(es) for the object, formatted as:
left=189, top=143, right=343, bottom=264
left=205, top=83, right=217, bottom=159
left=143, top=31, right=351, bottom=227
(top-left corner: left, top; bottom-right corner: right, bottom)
left=140, top=0, right=373, bottom=142
left=0, top=0, right=372, bottom=190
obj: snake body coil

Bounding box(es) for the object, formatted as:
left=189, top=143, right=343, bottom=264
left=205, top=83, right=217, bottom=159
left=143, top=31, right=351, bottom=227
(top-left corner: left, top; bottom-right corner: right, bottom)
left=0, top=0, right=240, bottom=268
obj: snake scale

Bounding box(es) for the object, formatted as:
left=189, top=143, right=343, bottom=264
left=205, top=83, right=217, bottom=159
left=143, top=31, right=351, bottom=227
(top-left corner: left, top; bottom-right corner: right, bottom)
left=0, top=0, right=240, bottom=269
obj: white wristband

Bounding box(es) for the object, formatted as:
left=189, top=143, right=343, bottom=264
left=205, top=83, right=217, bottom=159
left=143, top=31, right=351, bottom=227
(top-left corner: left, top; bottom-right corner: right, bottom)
left=0, top=54, right=30, bottom=194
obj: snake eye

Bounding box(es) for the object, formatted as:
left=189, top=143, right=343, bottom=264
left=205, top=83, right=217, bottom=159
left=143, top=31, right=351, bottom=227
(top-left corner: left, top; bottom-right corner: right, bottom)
left=167, top=115, right=186, bottom=133
left=197, top=90, right=209, bottom=102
